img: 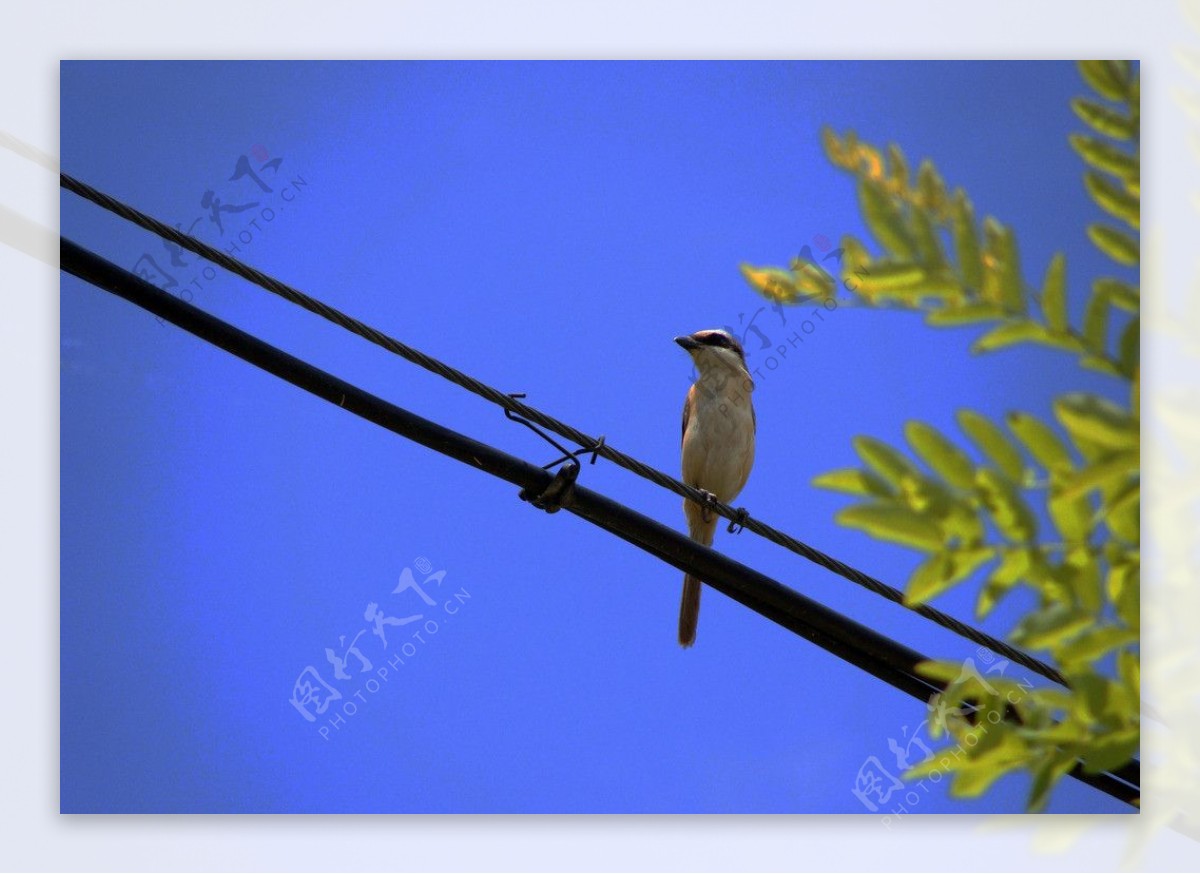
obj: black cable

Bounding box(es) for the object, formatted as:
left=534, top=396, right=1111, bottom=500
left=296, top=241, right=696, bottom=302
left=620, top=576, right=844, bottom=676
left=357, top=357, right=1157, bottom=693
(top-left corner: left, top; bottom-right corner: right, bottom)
left=60, top=236, right=1138, bottom=808
left=60, top=172, right=1071, bottom=689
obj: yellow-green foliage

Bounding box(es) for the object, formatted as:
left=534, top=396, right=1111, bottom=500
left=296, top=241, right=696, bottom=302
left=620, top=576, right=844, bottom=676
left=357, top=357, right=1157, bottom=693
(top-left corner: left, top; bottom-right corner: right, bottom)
left=748, top=61, right=1140, bottom=811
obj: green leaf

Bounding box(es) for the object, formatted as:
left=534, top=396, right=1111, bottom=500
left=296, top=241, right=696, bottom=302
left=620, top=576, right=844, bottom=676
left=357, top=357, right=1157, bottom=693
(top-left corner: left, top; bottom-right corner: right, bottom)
left=909, top=205, right=944, bottom=269
left=942, top=498, right=986, bottom=547
left=1027, top=757, right=1078, bottom=813
left=1006, top=412, right=1074, bottom=474
left=1081, top=729, right=1139, bottom=775
left=1087, top=223, right=1139, bottom=266
left=1062, top=545, right=1102, bottom=612
left=841, top=129, right=860, bottom=162
left=976, top=468, right=1038, bottom=542
left=1023, top=549, right=1073, bottom=605
left=851, top=261, right=926, bottom=298
left=1072, top=672, right=1111, bottom=722
left=904, top=421, right=976, bottom=489
left=1018, top=687, right=1075, bottom=722
left=858, top=178, right=915, bottom=260
left=949, top=735, right=1028, bottom=798
left=1048, top=491, right=1094, bottom=544
left=1071, top=99, right=1136, bottom=140
left=1094, top=277, right=1139, bottom=312
left=1038, top=333, right=1088, bottom=354
left=1010, top=603, right=1092, bottom=650
left=812, top=467, right=893, bottom=497
left=903, top=752, right=955, bottom=780
left=897, top=472, right=955, bottom=515
left=840, top=235, right=872, bottom=273
left=1018, top=720, right=1091, bottom=745
left=1057, top=626, right=1139, bottom=666
left=1119, top=316, right=1139, bottom=377
left=1106, top=485, right=1140, bottom=545
left=1054, top=393, right=1138, bottom=451
left=1081, top=355, right=1122, bottom=377
left=820, top=126, right=843, bottom=163
left=1069, top=133, right=1138, bottom=183
left=951, top=189, right=983, bottom=290
left=976, top=548, right=1030, bottom=619
left=856, top=142, right=884, bottom=177
left=1056, top=450, right=1138, bottom=500
left=740, top=263, right=798, bottom=302
left=986, top=218, right=1025, bottom=311
left=906, top=547, right=995, bottom=605
left=1079, top=60, right=1131, bottom=101
left=915, top=274, right=968, bottom=302
left=791, top=259, right=837, bottom=300
left=1040, top=253, right=1068, bottom=332
left=1101, top=474, right=1139, bottom=517
left=950, top=760, right=1017, bottom=799
left=1107, top=560, right=1140, bottom=629
left=1103, top=669, right=1138, bottom=724
left=971, top=320, right=1049, bottom=354
left=925, top=303, right=1006, bottom=326
left=1082, top=289, right=1111, bottom=355
left=887, top=142, right=909, bottom=188
left=1028, top=748, right=1080, bottom=812
left=837, top=502, right=943, bottom=551
left=853, top=435, right=920, bottom=485
left=917, top=159, right=946, bottom=212
left=958, top=410, right=1026, bottom=481
left=1085, top=171, right=1140, bottom=229
left=1119, top=649, right=1139, bottom=701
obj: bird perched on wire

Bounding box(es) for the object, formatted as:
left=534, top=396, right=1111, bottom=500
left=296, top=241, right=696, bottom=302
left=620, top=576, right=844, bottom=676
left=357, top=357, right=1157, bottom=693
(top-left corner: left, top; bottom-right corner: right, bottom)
left=674, top=328, right=756, bottom=647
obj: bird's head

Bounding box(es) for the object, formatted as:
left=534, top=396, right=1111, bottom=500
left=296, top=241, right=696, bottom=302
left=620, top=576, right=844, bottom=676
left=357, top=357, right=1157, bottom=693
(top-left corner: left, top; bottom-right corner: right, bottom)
left=674, top=328, right=748, bottom=377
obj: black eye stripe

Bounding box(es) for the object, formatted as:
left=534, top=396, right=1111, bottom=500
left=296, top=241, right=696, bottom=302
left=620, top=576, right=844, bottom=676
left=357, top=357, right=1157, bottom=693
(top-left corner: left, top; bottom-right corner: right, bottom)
left=690, top=331, right=745, bottom=359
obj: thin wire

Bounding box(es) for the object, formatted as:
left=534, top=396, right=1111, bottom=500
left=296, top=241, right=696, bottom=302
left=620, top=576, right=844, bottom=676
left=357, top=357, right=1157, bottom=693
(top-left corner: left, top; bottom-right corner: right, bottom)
left=61, top=171, right=1070, bottom=688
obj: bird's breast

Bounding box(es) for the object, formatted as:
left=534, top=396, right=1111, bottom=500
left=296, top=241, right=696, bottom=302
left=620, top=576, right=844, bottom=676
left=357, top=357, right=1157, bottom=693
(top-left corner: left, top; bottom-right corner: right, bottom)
left=682, top=382, right=756, bottom=503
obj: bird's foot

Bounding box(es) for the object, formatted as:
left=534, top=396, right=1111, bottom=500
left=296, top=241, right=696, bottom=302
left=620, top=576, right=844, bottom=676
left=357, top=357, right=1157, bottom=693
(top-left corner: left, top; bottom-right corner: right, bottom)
left=697, top=489, right=717, bottom=524
left=726, top=507, right=749, bottom=534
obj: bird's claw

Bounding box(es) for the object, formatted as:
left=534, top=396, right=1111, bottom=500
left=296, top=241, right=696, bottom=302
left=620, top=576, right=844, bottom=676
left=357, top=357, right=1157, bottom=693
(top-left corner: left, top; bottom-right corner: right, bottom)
left=698, top=489, right=717, bottom=524
left=727, top=507, right=749, bottom=534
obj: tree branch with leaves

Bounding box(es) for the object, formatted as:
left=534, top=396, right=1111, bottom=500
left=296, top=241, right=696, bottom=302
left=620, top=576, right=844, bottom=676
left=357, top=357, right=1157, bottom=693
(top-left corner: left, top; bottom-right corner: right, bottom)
left=742, top=61, right=1140, bottom=811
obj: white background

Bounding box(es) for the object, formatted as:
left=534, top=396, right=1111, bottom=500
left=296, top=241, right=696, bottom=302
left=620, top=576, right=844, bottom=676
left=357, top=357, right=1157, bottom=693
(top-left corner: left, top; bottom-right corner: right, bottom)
left=3, top=1, right=1197, bottom=871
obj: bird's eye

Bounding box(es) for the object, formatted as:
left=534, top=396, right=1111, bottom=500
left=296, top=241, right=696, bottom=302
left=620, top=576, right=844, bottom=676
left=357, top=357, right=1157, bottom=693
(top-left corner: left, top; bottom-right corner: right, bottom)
left=704, top=333, right=730, bottom=348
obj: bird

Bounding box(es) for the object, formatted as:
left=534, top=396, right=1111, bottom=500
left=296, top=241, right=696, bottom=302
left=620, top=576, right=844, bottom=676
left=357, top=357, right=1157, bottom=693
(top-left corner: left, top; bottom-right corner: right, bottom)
left=674, top=328, right=756, bottom=647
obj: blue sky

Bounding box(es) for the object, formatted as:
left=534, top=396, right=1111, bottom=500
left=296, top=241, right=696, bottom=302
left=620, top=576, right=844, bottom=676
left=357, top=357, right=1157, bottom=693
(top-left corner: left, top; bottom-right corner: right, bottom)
left=60, top=61, right=1132, bottom=813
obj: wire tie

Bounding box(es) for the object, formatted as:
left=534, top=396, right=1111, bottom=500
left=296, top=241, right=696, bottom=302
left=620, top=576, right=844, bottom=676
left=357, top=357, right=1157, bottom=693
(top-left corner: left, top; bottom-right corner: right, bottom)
left=518, top=462, right=579, bottom=514
left=585, top=435, right=605, bottom=464
left=506, top=392, right=602, bottom=472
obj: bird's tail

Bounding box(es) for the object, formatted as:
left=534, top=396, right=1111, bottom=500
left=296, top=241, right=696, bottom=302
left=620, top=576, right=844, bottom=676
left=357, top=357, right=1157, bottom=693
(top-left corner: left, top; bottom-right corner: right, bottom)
left=679, top=501, right=717, bottom=648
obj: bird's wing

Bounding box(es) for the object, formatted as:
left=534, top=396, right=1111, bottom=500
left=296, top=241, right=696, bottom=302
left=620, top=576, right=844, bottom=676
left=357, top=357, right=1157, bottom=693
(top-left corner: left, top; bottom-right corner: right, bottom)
left=681, top=385, right=695, bottom=445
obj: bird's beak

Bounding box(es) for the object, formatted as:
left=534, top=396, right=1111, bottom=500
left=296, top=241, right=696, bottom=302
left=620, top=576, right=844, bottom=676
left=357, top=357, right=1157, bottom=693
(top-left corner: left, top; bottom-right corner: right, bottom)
left=674, top=335, right=700, bottom=351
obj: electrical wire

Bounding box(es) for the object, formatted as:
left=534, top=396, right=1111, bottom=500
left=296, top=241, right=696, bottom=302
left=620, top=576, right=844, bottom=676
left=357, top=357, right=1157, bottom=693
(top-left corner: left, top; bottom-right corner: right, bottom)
left=60, top=172, right=1073, bottom=689
left=59, top=235, right=1139, bottom=807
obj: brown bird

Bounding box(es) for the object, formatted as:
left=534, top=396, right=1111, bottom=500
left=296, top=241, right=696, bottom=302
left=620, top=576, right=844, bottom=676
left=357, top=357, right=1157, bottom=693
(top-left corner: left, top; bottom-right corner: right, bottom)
left=674, top=329, right=756, bottom=647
